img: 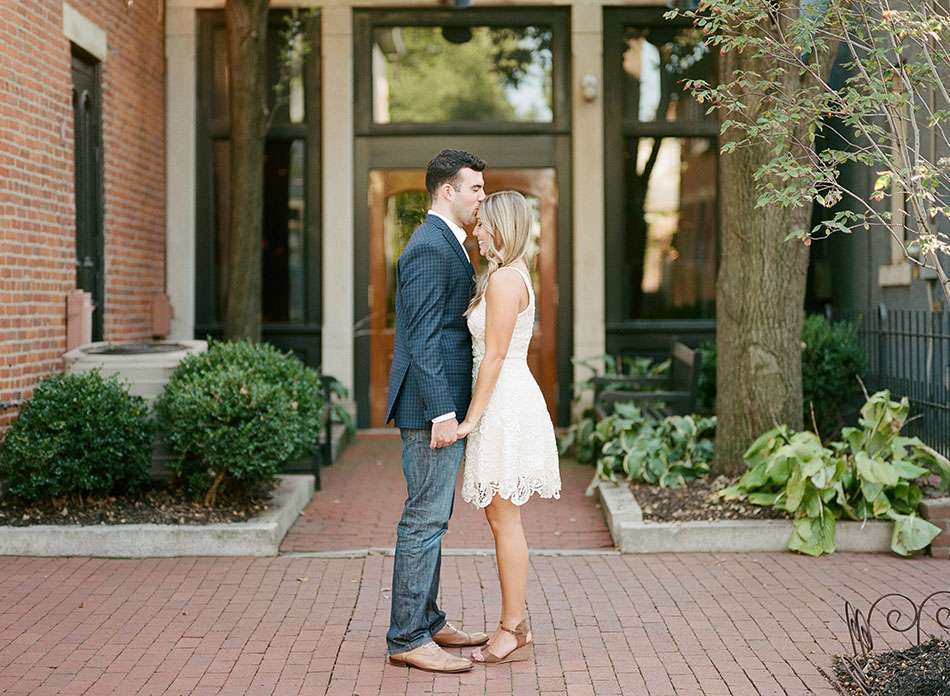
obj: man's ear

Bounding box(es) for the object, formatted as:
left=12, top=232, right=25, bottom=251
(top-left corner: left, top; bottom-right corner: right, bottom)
left=441, top=182, right=456, bottom=201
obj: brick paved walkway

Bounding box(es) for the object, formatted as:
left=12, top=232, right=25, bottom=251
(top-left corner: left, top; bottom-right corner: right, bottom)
left=1, top=433, right=948, bottom=696
left=281, top=432, right=613, bottom=552
left=1, top=553, right=947, bottom=695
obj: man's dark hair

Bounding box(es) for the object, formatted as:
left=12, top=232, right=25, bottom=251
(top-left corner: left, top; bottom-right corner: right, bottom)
left=425, top=149, right=486, bottom=197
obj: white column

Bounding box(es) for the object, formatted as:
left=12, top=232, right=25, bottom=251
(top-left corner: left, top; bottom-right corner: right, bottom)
left=165, top=6, right=197, bottom=340
left=571, top=5, right=606, bottom=390
left=321, top=6, right=355, bottom=398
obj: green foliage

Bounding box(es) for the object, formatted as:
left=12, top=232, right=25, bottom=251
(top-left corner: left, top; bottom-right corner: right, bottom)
left=154, top=340, right=327, bottom=502
left=690, top=316, right=866, bottom=439
left=592, top=403, right=716, bottom=489
left=721, top=390, right=950, bottom=556
left=558, top=354, right=669, bottom=463
left=380, top=27, right=552, bottom=123
left=801, top=315, right=867, bottom=437
left=666, top=1, right=950, bottom=300
left=0, top=371, right=152, bottom=502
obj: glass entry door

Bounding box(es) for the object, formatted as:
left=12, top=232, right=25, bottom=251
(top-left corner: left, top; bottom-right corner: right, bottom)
left=367, top=168, right=558, bottom=427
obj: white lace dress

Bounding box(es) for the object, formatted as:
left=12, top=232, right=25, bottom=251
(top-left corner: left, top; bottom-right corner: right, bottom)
left=461, top=266, right=561, bottom=508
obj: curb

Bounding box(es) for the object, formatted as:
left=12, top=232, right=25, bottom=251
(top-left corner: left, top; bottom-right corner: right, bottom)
left=595, top=480, right=893, bottom=554
left=0, top=475, right=314, bottom=558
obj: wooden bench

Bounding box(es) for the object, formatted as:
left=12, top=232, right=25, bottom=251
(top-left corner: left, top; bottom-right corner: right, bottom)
left=592, top=341, right=703, bottom=421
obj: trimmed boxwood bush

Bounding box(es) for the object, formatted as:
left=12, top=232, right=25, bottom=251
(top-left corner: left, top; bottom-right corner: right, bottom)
left=154, top=340, right=325, bottom=504
left=0, top=371, right=152, bottom=502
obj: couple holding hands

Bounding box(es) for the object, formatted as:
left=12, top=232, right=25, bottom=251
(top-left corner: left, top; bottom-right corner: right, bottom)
left=384, top=149, right=561, bottom=672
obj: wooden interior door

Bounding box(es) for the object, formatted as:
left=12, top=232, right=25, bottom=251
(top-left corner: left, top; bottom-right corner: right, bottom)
left=368, top=168, right=558, bottom=427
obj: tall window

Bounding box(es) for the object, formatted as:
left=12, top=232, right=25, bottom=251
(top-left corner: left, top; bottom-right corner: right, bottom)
left=196, top=11, right=321, bottom=365
left=606, top=12, right=718, bottom=324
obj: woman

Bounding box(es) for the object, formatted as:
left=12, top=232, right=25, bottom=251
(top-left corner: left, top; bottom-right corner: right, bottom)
left=456, top=190, right=561, bottom=664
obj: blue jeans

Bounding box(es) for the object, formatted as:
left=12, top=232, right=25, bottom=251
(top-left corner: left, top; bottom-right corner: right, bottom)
left=386, top=428, right=464, bottom=654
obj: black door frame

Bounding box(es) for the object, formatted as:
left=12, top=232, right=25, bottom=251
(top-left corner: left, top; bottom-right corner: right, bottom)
left=352, top=8, right=573, bottom=426
left=71, top=45, right=105, bottom=342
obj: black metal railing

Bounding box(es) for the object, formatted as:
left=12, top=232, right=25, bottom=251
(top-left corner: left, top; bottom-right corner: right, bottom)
left=832, top=305, right=950, bottom=459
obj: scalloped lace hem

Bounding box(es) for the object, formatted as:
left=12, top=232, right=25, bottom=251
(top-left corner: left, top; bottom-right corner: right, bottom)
left=461, top=477, right=561, bottom=509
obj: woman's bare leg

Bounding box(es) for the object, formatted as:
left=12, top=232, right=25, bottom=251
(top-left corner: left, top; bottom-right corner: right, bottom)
left=473, top=495, right=532, bottom=660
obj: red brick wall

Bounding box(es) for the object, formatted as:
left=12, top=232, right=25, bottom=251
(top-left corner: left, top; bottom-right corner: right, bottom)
left=0, top=0, right=165, bottom=429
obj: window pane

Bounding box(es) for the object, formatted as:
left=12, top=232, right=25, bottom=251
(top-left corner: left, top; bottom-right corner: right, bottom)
left=622, top=26, right=712, bottom=124
left=267, top=22, right=307, bottom=125
left=372, top=26, right=553, bottom=123
left=621, top=136, right=717, bottom=319
left=262, top=140, right=306, bottom=322
left=212, top=18, right=308, bottom=125
left=213, top=139, right=307, bottom=324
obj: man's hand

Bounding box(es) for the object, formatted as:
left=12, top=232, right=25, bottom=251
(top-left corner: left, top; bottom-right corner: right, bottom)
left=430, top=418, right=459, bottom=449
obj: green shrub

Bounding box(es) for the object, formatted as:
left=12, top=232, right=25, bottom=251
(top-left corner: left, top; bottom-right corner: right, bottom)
left=155, top=340, right=326, bottom=504
left=801, top=314, right=866, bottom=438
left=721, top=390, right=950, bottom=557
left=0, top=371, right=152, bottom=502
left=687, top=316, right=866, bottom=439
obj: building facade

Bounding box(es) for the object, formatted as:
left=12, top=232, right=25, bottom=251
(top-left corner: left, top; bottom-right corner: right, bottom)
left=1, top=0, right=941, bottom=431
left=0, top=0, right=166, bottom=427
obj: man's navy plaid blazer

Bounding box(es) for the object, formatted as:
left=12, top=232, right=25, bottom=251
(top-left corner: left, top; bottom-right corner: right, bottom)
left=385, top=214, right=475, bottom=428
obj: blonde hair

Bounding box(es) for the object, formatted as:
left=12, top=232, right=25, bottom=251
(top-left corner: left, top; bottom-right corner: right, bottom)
left=465, top=190, right=533, bottom=316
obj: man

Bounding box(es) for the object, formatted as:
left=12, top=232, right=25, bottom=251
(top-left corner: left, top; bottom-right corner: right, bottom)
left=385, top=149, right=488, bottom=672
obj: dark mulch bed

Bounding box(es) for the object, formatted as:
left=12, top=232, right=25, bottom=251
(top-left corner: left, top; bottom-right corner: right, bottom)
left=831, top=638, right=950, bottom=696
left=631, top=475, right=791, bottom=522
left=0, top=481, right=276, bottom=526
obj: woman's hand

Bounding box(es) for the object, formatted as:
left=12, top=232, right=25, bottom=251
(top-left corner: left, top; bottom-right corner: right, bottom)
left=456, top=420, right=476, bottom=438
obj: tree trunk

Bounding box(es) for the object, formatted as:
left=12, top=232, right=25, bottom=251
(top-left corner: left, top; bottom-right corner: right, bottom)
left=223, top=0, right=269, bottom=341
left=713, top=49, right=812, bottom=476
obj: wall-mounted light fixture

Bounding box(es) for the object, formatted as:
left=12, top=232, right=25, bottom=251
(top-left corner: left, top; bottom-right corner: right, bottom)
left=581, top=74, right=598, bottom=102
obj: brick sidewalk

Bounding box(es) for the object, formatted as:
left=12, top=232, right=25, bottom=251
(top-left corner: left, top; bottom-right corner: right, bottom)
left=2, top=433, right=948, bottom=696
left=281, top=433, right=613, bottom=552
left=1, top=553, right=947, bottom=695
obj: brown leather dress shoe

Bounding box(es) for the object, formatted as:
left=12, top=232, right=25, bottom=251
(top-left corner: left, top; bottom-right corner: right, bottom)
left=388, top=641, right=473, bottom=673
left=432, top=622, right=490, bottom=648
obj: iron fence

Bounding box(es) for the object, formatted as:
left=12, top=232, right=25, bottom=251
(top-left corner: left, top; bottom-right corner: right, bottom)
left=832, top=305, right=950, bottom=459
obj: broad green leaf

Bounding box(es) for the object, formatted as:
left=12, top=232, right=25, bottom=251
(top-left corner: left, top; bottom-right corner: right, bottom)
left=890, top=459, right=929, bottom=481
left=890, top=513, right=942, bottom=557
left=748, top=492, right=780, bottom=506
left=718, top=484, right=746, bottom=500
left=855, top=452, right=899, bottom=487
left=788, top=515, right=836, bottom=556
left=786, top=468, right=807, bottom=512
left=861, top=478, right=884, bottom=503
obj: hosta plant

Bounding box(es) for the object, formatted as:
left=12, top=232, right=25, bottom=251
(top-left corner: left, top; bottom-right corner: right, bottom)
left=722, top=391, right=950, bottom=557
left=559, top=355, right=669, bottom=463
left=585, top=402, right=716, bottom=493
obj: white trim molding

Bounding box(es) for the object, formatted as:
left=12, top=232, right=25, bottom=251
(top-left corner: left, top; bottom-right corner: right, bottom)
left=62, top=3, right=107, bottom=61
left=165, top=6, right=197, bottom=340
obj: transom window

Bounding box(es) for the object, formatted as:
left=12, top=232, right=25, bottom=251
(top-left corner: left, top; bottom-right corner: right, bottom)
left=354, top=9, right=570, bottom=134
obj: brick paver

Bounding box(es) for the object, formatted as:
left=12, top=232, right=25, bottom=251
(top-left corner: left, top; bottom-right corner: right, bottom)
left=281, top=432, right=613, bottom=552
left=1, top=553, right=947, bottom=695
left=2, top=432, right=948, bottom=695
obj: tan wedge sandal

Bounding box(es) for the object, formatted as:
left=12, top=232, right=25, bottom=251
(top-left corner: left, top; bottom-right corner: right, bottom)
left=473, top=619, right=533, bottom=664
